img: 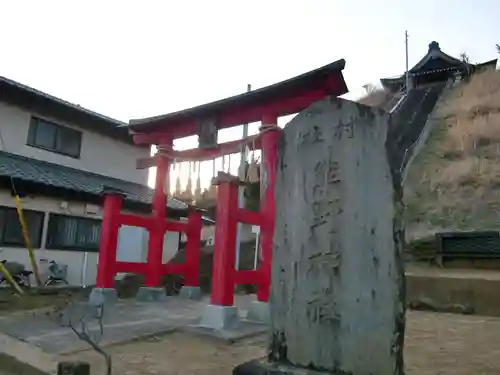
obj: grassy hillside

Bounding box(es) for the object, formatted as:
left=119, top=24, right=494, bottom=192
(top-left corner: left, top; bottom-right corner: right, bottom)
left=404, top=69, right=500, bottom=240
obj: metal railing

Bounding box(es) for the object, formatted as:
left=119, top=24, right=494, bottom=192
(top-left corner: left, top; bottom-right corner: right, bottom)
left=400, top=81, right=453, bottom=184
left=386, top=87, right=407, bottom=114
left=399, top=88, right=432, bottom=175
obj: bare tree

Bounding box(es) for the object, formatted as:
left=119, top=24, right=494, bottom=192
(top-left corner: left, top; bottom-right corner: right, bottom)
left=459, top=52, right=473, bottom=78
left=63, top=304, right=112, bottom=375
left=496, top=44, right=500, bottom=54
left=460, top=52, right=470, bottom=64
left=362, top=83, right=376, bottom=94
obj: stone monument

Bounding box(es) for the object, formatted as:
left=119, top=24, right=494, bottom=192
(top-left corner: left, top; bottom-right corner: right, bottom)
left=234, top=97, right=405, bottom=375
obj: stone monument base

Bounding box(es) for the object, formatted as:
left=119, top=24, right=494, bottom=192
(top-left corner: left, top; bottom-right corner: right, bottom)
left=234, top=358, right=332, bottom=375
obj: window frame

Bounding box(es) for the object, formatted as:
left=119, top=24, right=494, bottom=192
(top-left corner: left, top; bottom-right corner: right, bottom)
left=0, top=206, right=45, bottom=248
left=46, top=213, right=102, bottom=252
left=27, top=117, right=82, bottom=159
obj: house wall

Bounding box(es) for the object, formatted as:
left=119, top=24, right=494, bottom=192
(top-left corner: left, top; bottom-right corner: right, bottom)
left=0, top=190, right=180, bottom=286
left=0, top=101, right=149, bottom=184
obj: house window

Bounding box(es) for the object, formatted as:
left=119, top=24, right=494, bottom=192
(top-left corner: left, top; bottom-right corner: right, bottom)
left=0, top=206, right=44, bottom=248
left=46, top=214, right=101, bottom=252
left=27, top=117, right=82, bottom=158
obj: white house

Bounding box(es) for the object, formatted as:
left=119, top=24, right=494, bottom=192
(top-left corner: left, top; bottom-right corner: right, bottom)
left=0, top=76, right=208, bottom=285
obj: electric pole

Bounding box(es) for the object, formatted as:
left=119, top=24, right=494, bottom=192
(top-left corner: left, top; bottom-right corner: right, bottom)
left=405, top=30, right=410, bottom=92
left=235, top=84, right=252, bottom=270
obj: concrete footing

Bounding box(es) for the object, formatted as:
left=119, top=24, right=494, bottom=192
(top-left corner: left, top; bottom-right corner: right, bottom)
left=88, top=288, right=117, bottom=306
left=136, top=287, right=167, bottom=302
left=199, top=304, right=239, bottom=330
left=179, top=286, right=202, bottom=300
left=246, top=300, right=270, bottom=324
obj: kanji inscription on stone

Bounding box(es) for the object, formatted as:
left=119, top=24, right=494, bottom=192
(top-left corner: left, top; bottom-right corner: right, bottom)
left=270, top=97, right=405, bottom=375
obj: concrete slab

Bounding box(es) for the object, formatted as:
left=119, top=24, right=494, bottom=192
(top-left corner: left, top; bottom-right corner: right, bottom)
left=0, top=294, right=261, bottom=356
left=0, top=332, right=56, bottom=375
left=0, top=299, right=201, bottom=355
left=136, top=287, right=167, bottom=302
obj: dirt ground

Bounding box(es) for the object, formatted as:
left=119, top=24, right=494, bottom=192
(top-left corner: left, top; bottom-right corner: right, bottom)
left=60, top=310, right=500, bottom=375
left=0, top=287, right=88, bottom=316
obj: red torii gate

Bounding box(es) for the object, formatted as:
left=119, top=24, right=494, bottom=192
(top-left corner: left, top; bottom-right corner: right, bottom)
left=92, top=59, right=348, bottom=317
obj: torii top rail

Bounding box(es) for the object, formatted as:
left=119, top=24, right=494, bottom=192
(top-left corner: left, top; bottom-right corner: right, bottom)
left=129, top=59, right=347, bottom=157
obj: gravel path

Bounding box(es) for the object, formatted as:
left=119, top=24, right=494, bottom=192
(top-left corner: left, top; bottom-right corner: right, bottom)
left=60, top=310, right=500, bottom=375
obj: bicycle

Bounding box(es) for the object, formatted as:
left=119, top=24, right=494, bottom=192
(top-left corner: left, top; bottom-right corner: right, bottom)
left=44, top=260, right=69, bottom=287
left=0, top=260, right=32, bottom=288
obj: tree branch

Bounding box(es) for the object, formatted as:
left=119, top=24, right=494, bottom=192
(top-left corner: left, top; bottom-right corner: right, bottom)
left=64, top=303, right=112, bottom=375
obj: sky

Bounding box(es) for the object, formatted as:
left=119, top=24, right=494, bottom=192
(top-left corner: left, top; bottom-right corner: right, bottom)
left=1, top=0, right=499, bottom=190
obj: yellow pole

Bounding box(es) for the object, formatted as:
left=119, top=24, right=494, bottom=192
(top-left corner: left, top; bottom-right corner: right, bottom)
left=0, top=262, right=24, bottom=295
left=14, top=195, right=42, bottom=286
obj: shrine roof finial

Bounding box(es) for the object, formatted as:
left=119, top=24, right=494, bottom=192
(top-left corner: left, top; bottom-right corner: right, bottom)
left=428, top=41, right=440, bottom=52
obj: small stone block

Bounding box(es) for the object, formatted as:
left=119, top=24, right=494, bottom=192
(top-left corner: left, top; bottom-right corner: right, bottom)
left=246, top=300, right=270, bottom=324
left=88, top=288, right=117, bottom=306
left=234, top=358, right=330, bottom=375
left=136, top=287, right=167, bottom=302
left=58, top=361, right=91, bottom=375
left=199, top=304, right=239, bottom=330
left=179, top=286, right=202, bottom=300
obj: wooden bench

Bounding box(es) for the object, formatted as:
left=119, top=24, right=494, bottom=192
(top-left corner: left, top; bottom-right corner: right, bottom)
left=435, top=231, right=500, bottom=266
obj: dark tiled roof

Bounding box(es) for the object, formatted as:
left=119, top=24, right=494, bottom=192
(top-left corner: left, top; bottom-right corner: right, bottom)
left=380, top=41, right=497, bottom=91
left=0, top=76, right=140, bottom=146
left=0, top=151, right=188, bottom=211
left=0, top=76, right=127, bottom=127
